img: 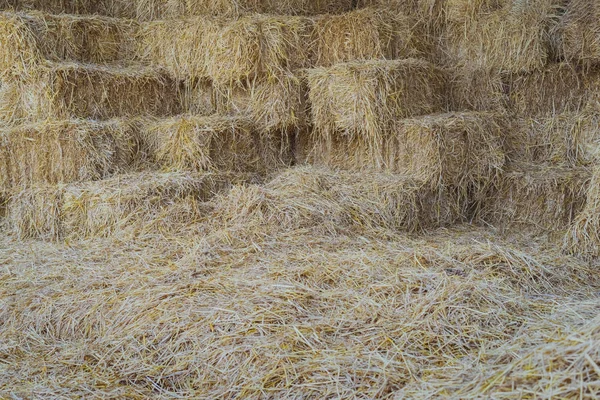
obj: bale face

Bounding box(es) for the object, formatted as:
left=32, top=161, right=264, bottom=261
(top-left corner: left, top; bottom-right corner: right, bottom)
left=559, top=0, right=600, bottom=68
left=143, top=115, right=292, bottom=173
left=1, top=63, right=181, bottom=124
left=480, top=163, right=591, bottom=232
left=0, top=12, right=138, bottom=75
left=0, top=119, right=138, bottom=193
left=308, top=59, right=448, bottom=141
left=506, top=64, right=600, bottom=116
left=444, top=0, right=560, bottom=73
left=312, top=8, right=419, bottom=68
left=8, top=171, right=250, bottom=240
left=212, top=166, right=465, bottom=234
left=307, top=112, right=506, bottom=190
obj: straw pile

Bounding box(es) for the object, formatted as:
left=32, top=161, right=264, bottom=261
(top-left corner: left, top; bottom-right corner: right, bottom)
left=308, top=112, right=506, bottom=191
left=312, top=8, right=419, bottom=68
left=0, top=63, right=180, bottom=124
left=0, top=119, right=138, bottom=192
left=212, top=166, right=464, bottom=235
left=143, top=115, right=292, bottom=173
left=308, top=59, right=448, bottom=141
left=481, top=163, right=591, bottom=232
left=8, top=171, right=250, bottom=240
left=0, top=11, right=137, bottom=75
left=444, top=0, right=559, bottom=73
left=505, top=112, right=600, bottom=167
left=506, top=63, right=600, bottom=116
left=559, top=0, right=600, bottom=68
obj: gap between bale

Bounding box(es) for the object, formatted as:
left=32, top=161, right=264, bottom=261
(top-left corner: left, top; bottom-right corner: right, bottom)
left=307, top=58, right=448, bottom=142
left=0, top=11, right=138, bottom=75
left=0, top=63, right=181, bottom=124
left=142, top=114, right=292, bottom=173
left=7, top=171, right=254, bottom=240
left=0, top=119, right=139, bottom=193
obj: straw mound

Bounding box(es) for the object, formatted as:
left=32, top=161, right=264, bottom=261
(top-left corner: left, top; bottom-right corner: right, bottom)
left=0, top=119, right=138, bottom=192
left=211, top=166, right=464, bottom=236
left=1, top=223, right=598, bottom=398
left=559, top=0, right=600, bottom=68
left=308, top=59, right=448, bottom=140
left=505, top=113, right=600, bottom=167
left=506, top=63, right=600, bottom=116
left=8, top=171, right=251, bottom=240
left=312, top=8, right=419, bottom=68
left=0, top=11, right=137, bottom=75
left=0, top=63, right=180, bottom=124
left=308, top=112, right=506, bottom=191
left=143, top=114, right=292, bottom=173
left=481, top=163, right=591, bottom=232
left=444, top=0, right=559, bottom=73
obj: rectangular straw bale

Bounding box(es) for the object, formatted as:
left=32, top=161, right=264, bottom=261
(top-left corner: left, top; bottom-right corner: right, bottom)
left=206, top=15, right=313, bottom=84
left=1, top=63, right=181, bottom=124
left=308, top=112, right=506, bottom=190
left=0, top=0, right=102, bottom=15
left=558, top=0, right=600, bottom=68
left=0, top=119, right=138, bottom=192
left=0, top=11, right=138, bottom=75
left=506, top=63, right=600, bottom=116
left=312, top=8, right=420, bottom=68
left=213, top=73, right=308, bottom=132
left=505, top=113, right=600, bottom=167
left=480, top=163, right=591, bottom=232
left=214, top=166, right=465, bottom=234
left=8, top=171, right=249, bottom=240
left=448, top=67, right=508, bottom=112
left=143, top=115, right=291, bottom=173
left=444, top=0, right=559, bottom=73
left=136, top=16, right=223, bottom=80
left=307, top=59, right=448, bottom=141
left=564, top=166, right=600, bottom=259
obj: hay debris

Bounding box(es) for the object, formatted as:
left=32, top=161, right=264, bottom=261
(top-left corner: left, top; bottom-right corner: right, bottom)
left=445, top=0, right=560, bottom=73
left=307, top=112, right=506, bottom=192
left=480, top=162, right=591, bottom=232
left=1, top=63, right=180, bottom=124
left=312, top=8, right=419, bottom=68
left=0, top=11, right=138, bottom=76
left=0, top=119, right=139, bottom=192
left=143, top=114, right=291, bottom=173
left=211, top=166, right=464, bottom=235
left=8, top=171, right=250, bottom=240
left=558, top=0, right=600, bottom=68
left=307, top=58, right=448, bottom=141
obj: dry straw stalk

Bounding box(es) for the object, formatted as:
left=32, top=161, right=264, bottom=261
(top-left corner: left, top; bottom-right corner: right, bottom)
left=558, top=0, right=600, bottom=68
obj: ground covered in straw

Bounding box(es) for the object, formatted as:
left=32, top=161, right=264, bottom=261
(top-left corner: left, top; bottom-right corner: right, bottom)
left=1, top=170, right=600, bottom=399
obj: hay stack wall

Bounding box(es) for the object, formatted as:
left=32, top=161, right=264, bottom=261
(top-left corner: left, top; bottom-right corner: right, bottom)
left=0, top=119, right=138, bottom=192
left=0, top=11, right=138, bottom=75
left=143, top=115, right=292, bottom=173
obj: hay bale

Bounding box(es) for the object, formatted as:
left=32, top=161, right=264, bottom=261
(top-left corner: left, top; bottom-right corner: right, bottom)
left=448, top=67, right=508, bottom=112
left=480, top=163, right=591, bottom=232
left=307, top=59, right=448, bottom=141
left=0, top=119, right=138, bottom=192
left=312, top=8, right=420, bottom=68
left=505, top=113, right=600, bottom=167
left=307, top=112, right=506, bottom=192
left=559, top=0, right=600, bottom=68
left=564, top=166, right=600, bottom=259
left=0, top=11, right=137, bottom=75
left=506, top=63, right=600, bottom=116
left=0, top=63, right=181, bottom=124
left=143, top=115, right=292, bottom=173
left=444, top=0, right=560, bottom=73
left=8, top=171, right=249, bottom=240
left=213, top=73, right=308, bottom=132
left=212, top=166, right=464, bottom=234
